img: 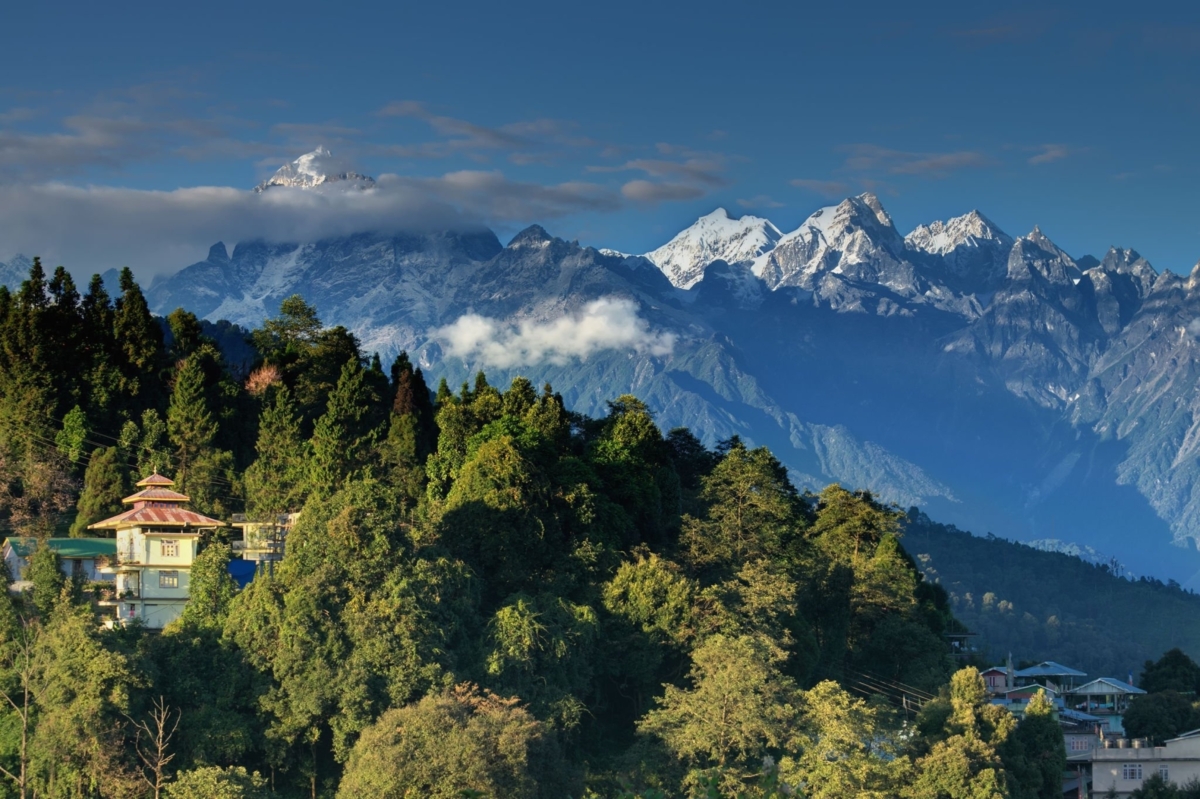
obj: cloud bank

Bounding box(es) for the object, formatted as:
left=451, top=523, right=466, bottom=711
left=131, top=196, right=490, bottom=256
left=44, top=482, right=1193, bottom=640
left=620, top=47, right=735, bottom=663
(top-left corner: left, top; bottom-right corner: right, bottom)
left=0, top=173, right=622, bottom=278
left=432, top=297, right=676, bottom=368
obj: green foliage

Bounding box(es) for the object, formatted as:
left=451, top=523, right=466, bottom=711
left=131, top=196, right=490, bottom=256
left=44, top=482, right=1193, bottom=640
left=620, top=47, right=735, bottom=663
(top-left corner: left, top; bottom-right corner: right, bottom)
left=1142, top=648, right=1200, bottom=695
left=165, top=765, right=269, bottom=799
left=180, top=543, right=238, bottom=630
left=904, top=509, right=1200, bottom=677
left=638, top=634, right=800, bottom=793
left=70, top=446, right=129, bottom=536
left=54, top=405, right=88, bottom=468
left=779, top=680, right=908, bottom=799
left=1123, top=690, right=1200, bottom=744
left=243, top=384, right=311, bottom=517
left=1000, top=689, right=1066, bottom=799
left=905, top=668, right=1015, bottom=799
left=336, top=684, right=574, bottom=799
left=308, top=361, right=384, bottom=495
left=26, top=542, right=65, bottom=617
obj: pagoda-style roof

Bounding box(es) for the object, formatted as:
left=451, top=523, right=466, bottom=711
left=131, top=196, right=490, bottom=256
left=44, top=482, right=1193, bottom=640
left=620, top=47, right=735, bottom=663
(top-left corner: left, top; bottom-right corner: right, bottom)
left=89, top=473, right=222, bottom=531
left=137, top=473, right=175, bottom=488
left=89, top=505, right=223, bottom=530
left=121, top=487, right=190, bottom=505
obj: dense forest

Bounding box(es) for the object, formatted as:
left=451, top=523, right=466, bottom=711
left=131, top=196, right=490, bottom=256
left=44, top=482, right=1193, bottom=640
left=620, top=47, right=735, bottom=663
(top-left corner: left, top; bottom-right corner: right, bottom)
left=0, top=257, right=1171, bottom=798
left=905, top=512, right=1200, bottom=677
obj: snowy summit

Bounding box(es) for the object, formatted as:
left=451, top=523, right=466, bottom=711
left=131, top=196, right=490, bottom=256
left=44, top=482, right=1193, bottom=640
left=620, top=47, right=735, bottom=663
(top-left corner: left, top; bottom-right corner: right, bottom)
left=253, top=146, right=376, bottom=193
left=644, top=208, right=782, bottom=289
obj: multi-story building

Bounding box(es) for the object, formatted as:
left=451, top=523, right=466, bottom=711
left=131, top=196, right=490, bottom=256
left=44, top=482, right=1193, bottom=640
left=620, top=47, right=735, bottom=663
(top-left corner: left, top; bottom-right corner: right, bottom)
left=1070, top=729, right=1200, bottom=798
left=91, top=473, right=223, bottom=629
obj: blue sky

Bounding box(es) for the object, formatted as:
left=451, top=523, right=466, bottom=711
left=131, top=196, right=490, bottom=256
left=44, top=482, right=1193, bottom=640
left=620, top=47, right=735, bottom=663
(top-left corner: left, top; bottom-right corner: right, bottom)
left=2, top=0, right=1198, bottom=277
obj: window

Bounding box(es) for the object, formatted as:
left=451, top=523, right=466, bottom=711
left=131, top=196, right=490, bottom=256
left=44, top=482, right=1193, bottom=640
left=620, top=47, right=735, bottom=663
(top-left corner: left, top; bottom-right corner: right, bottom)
left=159, top=571, right=179, bottom=589
left=71, top=559, right=84, bottom=577
left=1123, top=764, right=1143, bottom=781
left=161, top=541, right=179, bottom=557
left=1070, top=738, right=1090, bottom=751
left=1160, top=765, right=1169, bottom=781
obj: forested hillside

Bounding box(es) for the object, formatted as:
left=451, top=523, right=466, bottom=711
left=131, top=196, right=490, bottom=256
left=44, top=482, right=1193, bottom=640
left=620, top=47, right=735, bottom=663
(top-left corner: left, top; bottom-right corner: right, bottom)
left=0, top=257, right=1160, bottom=797
left=904, top=511, right=1200, bottom=677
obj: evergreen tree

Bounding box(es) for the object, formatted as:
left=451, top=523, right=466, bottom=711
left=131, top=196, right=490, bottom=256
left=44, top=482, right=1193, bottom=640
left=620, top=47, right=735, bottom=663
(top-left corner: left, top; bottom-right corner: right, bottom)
left=243, top=385, right=311, bottom=517
left=179, top=544, right=238, bottom=630
left=54, top=404, right=88, bottom=468
left=308, top=361, right=382, bottom=495
left=112, top=266, right=166, bottom=415
left=168, top=354, right=216, bottom=470
left=70, top=446, right=130, bottom=536
left=1001, top=689, right=1068, bottom=799
left=26, top=543, right=65, bottom=617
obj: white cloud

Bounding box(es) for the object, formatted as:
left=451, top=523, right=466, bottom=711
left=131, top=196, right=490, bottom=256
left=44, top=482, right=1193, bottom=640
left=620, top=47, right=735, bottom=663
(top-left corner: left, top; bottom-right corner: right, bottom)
left=1028, top=144, right=1072, bottom=165
left=431, top=297, right=677, bottom=368
left=0, top=173, right=622, bottom=278
left=621, top=180, right=705, bottom=203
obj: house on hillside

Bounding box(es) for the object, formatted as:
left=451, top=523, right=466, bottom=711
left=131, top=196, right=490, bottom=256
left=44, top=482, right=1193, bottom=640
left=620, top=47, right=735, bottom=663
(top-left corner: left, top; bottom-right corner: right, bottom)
left=1070, top=728, right=1200, bottom=798
left=231, top=512, right=297, bottom=573
left=1014, top=660, right=1087, bottom=692
left=1, top=537, right=116, bottom=587
left=1065, top=677, right=1146, bottom=735
left=981, top=666, right=1011, bottom=693
left=90, top=473, right=223, bottom=629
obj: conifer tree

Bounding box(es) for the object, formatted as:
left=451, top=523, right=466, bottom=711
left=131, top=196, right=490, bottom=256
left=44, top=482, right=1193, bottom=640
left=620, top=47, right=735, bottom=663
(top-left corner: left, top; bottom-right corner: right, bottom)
left=113, top=266, right=165, bottom=415
left=70, top=446, right=129, bottom=536
left=168, top=355, right=218, bottom=476
left=308, top=361, right=382, bottom=495
left=244, top=385, right=311, bottom=517
left=26, top=544, right=65, bottom=618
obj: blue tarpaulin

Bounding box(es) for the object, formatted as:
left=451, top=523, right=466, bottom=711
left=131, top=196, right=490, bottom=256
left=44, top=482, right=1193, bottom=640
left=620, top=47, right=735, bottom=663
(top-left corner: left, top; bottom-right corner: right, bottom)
left=227, top=558, right=257, bottom=589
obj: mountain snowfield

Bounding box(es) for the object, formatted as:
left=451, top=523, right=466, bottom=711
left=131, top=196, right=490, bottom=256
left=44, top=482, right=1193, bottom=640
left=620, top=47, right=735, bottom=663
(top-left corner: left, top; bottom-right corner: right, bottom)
left=10, top=147, right=1200, bottom=583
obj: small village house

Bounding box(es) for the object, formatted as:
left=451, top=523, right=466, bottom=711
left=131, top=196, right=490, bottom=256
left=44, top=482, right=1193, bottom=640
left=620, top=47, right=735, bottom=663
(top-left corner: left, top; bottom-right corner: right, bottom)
left=1, top=537, right=116, bottom=587
left=90, top=473, right=223, bottom=629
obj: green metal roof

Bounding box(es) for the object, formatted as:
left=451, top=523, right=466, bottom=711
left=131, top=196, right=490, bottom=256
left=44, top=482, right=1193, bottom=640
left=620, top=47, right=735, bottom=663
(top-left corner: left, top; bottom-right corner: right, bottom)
left=4, top=537, right=116, bottom=559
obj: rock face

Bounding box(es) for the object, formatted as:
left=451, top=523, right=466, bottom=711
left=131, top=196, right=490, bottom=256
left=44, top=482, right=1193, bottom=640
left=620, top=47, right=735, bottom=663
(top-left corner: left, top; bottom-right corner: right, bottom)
left=141, top=151, right=1200, bottom=581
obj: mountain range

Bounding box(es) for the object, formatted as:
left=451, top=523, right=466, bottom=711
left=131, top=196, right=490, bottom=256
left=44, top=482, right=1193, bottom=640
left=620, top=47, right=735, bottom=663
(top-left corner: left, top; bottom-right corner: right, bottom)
left=6, top=149, right=1200, bottom=584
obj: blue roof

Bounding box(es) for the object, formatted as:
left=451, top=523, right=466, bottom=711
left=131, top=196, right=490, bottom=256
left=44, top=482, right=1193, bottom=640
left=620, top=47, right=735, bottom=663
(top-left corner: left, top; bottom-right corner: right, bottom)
left=1071, top=677, right=1146, bottom=695
left=1014, top=661, right=1087, bottom=678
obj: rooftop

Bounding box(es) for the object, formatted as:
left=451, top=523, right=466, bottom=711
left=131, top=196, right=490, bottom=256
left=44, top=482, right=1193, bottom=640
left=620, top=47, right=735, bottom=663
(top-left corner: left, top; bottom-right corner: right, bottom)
left=89, top=505, right=223, bottom=530
left=121, top=487, right=190, bottom=505
left=3, top=537, right=117, bottom=559
left=1069, top=677, right=1146, bottom=696
left=1014, top=661, right=1088, bottom=678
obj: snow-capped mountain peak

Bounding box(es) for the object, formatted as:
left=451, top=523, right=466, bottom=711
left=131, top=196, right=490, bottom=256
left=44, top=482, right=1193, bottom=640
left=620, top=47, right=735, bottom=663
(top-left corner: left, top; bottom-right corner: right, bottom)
left=644, top=207, right=782, bottom=289
left=253, top=147, right=376, bottom=193
left=905, top=210, right=1011, bottom=256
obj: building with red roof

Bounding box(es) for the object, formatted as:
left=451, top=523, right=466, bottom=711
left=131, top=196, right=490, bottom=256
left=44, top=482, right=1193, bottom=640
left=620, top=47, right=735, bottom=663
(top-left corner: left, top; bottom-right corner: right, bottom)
left=91, top=473, right=223, bottom=629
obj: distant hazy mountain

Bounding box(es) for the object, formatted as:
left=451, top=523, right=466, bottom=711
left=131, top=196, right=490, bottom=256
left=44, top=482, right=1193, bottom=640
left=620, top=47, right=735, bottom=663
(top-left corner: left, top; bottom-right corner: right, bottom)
left=143, top=148, right=1200, bottom=583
